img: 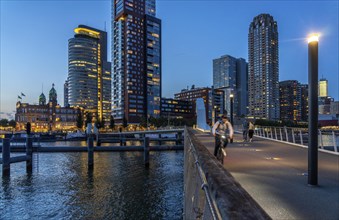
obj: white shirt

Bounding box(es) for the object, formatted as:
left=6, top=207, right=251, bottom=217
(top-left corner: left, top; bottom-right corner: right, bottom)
left=212, top=120, right=234, bottom=137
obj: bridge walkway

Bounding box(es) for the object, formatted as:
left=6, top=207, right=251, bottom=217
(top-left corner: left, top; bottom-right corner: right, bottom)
left=192, top=129, right=339, bottom=220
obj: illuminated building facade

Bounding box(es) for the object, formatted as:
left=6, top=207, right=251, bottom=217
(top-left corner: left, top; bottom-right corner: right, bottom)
left=318, top=78, right=328, bottom=97
left=161, top=98, right=194, bottom=119
left=112, top=0, right=161, bottom=124
left=213, top=55, right=248, bottom=117
left=300, top=84, right=308, bottom=121
left=67, top=25, right=111, bottom=126
left=248, top=14, right=280, bottom=120
left=64, top=80, right=69, bottom=107
left=174, top=86, right=224, bottom=123
left=279, top=80, right=301, bottom=122
left=15, top=84, right=79, bottom=132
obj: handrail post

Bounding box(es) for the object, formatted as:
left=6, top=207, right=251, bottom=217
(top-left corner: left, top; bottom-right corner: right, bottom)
left=87, top=135, right=94, bottom=169
left=144, top=137, right=150, bottom=167
left=2, top=138, right=10, bottom=177
left=279, top=128, right=283, bottom=141
left=292, top=129, right=295, bottom=143
left=270, top=127, right=273, bottom=139
left=26, top=137, right=33, bottom=173
left=332, top=131, right=337, bottom=152
left=300, top=130, right=304, bottom=145
left=274, top=127, right=277, bottom=140
left=319, top=130, right=324, bottom=149
left=285, top=127, right=289, bottom=142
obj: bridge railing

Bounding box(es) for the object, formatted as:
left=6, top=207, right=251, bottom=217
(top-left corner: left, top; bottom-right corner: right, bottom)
left=254, top=126, right=339, bottom=154
left=184, top=127, right=270, bottom=220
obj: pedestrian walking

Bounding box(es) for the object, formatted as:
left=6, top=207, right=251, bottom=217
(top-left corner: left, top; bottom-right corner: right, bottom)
left=248, top=121, right=255, bottom=142
left=242, top=119, right=249, bottom=142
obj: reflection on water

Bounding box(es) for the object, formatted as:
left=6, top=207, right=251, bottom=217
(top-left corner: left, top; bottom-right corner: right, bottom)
left=0, top=150, right=183, bottom=219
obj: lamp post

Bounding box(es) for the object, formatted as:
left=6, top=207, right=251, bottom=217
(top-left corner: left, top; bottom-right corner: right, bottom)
left=230, top=94, right=234, bottom=125
left=308, top=33, right=319, bottom=186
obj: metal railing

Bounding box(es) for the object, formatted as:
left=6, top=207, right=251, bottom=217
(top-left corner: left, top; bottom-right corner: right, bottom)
left=184, top=128, right=222, bottom=220
left=254, top=126, right=339, bottom=154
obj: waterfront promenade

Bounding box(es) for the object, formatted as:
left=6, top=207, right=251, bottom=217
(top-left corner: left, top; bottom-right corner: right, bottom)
left=192, top=129, right=339, bottom=220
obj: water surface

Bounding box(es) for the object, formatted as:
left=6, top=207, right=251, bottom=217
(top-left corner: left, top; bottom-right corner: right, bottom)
left=0, top=150, right=183, bottom=219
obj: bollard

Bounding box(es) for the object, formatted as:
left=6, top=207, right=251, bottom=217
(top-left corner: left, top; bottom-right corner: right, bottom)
left=2, top=138, right=10, bottom=177
left=87, top=136, right=94, bottom=169
left=144, top=137, right=150, bottom=168
left=26, top=137, right=33, bottom=173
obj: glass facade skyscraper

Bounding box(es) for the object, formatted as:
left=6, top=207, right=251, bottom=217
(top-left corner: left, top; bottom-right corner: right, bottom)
left=279, top=80, right=301, bottom=122
left=213, top=55, right=248, bottom=117
left=67, top=25, right=111, bottom=125
left=112, top=0, right=161, bottom=124
left=248, top=14, right=279, bottom=120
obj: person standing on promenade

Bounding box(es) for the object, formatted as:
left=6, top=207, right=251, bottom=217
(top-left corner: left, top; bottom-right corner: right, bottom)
left=242, top=119, right=249, bottom=142
left=248, top=121, right=255, bottom=142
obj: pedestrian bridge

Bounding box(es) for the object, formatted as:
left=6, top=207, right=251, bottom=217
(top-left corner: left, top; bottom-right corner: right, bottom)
left=184, top=127, right=339, bottom=219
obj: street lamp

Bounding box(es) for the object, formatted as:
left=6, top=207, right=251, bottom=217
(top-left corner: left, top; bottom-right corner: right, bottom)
left=229, top=94, right=234, bottom=126
left=307, top=33, right=319, bottom=186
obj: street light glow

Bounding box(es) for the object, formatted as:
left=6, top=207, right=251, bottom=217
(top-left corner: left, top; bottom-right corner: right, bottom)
left=308, top=34, right=319, bottom=43
left=230, top=94, right=234, bottom=98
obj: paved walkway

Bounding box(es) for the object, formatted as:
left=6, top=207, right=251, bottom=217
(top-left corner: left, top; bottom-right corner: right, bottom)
left=192, top=130, right=339, bottom=220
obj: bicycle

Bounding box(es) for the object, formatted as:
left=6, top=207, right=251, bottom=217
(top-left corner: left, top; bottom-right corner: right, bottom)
left=216, top=132, right=229, bottom=164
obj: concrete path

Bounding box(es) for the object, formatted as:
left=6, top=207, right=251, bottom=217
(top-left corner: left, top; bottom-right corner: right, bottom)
left=193, top=130, right=339, bottom=220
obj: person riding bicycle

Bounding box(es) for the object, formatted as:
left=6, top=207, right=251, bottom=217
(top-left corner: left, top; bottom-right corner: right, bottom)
left=212, top=115, right=234, bottom=157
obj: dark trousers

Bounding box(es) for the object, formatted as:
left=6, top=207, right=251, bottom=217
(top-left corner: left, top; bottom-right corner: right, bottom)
left=249, top=130, right=254, bottom=138
left=214, top=136, right=220, bottom=156
left=243, top=130, right=248, bottom=140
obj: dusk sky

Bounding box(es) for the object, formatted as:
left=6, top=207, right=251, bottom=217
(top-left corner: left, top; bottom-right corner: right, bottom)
left=1, top=0, right=338, bottom=119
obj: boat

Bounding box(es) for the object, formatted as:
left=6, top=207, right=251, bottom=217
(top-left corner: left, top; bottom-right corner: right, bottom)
left=66, top=130, right=86, bottom=140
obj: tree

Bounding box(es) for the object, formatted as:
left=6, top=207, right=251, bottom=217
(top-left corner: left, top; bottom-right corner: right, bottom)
left=85, top=112, right=92, bottom=125
left=95, top=116, right=104, bottom=129
left=76, top=109, right=83, bottom=129
left=0, top=119, right=9, bottom=127
left=109, top=115, right=115, bottom=130
left=8, top=120, right=16, bottom=128
left=139, top=116, right=147, bottom=128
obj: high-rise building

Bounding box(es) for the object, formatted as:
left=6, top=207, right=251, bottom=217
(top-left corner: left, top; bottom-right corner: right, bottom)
left=112, top=0, right=161, bottom=124
left=64, top=80, right=69, bottom=107
left=330, top=101, right=339, bottom=116
left=300, top=84, right=308, bottom=121
left=318, top=78, right=328, bottom=97
left=213, top=55, right=248, bottom=118
left=67, top=25, right=111, bottom=126
left=279, top=80, right=301, bottom=122
left=248, top=14, right=279, bottom=120
left=319, top=96, right=333, bottom=114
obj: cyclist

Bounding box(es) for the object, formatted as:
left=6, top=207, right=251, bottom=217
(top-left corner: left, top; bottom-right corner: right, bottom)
left=212, top=115, right=234, bottom=157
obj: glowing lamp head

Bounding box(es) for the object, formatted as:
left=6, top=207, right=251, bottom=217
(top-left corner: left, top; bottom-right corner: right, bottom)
left=308, top=34, right=319, bottom=43
left=230, top=94, right=234, bottom=98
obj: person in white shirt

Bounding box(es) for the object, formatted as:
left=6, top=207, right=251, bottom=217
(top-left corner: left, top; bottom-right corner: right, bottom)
left=212, top=115, right=234, bottom=157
